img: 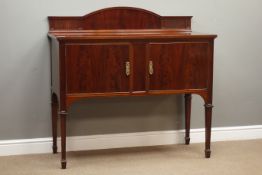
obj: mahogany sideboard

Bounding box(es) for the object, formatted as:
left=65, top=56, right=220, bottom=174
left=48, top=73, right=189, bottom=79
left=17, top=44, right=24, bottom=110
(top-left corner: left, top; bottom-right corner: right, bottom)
left=48, top=7, right=217, bottom=169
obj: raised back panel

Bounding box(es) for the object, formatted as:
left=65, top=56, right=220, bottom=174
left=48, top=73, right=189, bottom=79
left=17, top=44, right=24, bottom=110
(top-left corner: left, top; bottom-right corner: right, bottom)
left=48, top=7, right=192, bottom=30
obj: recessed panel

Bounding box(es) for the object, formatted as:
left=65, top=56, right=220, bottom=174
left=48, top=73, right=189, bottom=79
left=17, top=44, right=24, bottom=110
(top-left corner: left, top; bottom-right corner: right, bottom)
left=66, top=43, right=130, bottom=93
left=148, top=42, right=209, bottom=90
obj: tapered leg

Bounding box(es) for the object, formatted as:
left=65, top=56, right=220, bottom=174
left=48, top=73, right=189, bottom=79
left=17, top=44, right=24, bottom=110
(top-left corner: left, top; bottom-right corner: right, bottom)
left=184, top=94, right=192, bottom=145
left=51, top=96, right=58, bottom=154
left=59, top=110, right=67, bottom=169
left=204, top=103, right=213, bottom=158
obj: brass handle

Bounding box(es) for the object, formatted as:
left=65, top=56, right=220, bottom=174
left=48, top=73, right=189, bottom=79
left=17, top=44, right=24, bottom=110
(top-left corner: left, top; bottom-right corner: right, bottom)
left=149, top=60, right=153, bottom=75
left=125, top=61, right=130, bottom=76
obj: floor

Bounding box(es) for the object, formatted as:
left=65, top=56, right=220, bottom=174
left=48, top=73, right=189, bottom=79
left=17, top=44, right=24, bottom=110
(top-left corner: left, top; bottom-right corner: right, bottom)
left=1, top=139, right=262, bottom=175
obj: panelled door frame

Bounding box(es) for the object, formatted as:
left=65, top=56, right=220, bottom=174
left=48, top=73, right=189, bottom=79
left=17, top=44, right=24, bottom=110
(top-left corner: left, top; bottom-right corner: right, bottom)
left=146, top=41, right=210, bottom=93
left=65, top=42, right=133, bottom=95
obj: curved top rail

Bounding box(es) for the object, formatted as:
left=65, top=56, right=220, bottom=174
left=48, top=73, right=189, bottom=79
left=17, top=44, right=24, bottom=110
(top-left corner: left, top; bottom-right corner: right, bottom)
left=83, top=7, right=161, bottom=18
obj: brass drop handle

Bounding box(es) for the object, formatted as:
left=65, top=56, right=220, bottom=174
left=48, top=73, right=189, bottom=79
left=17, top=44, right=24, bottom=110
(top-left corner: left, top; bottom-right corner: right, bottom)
left=149, top=60, right=154, bottom=75
left=125, top=61, right=130, bottom=76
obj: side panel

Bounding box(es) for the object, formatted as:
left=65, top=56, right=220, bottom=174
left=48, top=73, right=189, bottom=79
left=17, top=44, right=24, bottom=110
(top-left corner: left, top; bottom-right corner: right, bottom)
left=50, top=38, right=60, bottom=99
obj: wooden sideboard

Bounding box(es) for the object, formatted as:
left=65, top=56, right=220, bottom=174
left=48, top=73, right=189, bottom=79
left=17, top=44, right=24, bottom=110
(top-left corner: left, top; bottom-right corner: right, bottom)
left=48, top=7, right=217, bottom=169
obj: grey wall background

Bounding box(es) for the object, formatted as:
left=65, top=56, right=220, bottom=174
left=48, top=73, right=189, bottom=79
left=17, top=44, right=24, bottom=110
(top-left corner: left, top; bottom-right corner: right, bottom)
left=0, top=0, right=262, bottom=140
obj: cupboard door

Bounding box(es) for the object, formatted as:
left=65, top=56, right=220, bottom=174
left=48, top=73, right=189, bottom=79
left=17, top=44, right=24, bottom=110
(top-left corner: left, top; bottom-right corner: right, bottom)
left=66, top=43, right=130, bottom=93
left=148, top=42, right=209, bottom=90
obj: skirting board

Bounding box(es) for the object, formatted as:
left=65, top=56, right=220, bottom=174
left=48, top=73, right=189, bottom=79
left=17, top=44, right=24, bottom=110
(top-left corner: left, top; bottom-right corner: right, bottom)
left=0, top=125, right=262, bottom=156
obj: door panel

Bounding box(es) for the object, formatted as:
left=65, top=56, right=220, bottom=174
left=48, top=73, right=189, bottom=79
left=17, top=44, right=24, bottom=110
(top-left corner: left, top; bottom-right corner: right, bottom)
left=66, top=43, right=130, bottom=93
left=148, top=42, right=209, bottom=90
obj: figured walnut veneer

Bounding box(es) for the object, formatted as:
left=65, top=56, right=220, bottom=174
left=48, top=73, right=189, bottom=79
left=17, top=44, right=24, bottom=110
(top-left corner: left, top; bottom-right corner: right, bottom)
left=48, top=7, right=191, bottom=30
left=48, top=7, right=217, bottom=169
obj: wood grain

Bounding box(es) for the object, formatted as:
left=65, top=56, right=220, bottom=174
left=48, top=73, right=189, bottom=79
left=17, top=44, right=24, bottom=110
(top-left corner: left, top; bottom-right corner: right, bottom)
left=48, top=7, right=216, bottom=169
left=48, top=7, right=192, bottom=30
left=66, top=43, right=130, bottom=93
left=148, top=42, right=209, bottom=90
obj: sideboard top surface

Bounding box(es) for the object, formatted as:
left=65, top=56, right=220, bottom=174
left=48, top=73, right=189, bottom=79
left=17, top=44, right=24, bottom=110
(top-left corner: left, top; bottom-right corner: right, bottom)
left=48, top=29, right=217, bottom=40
